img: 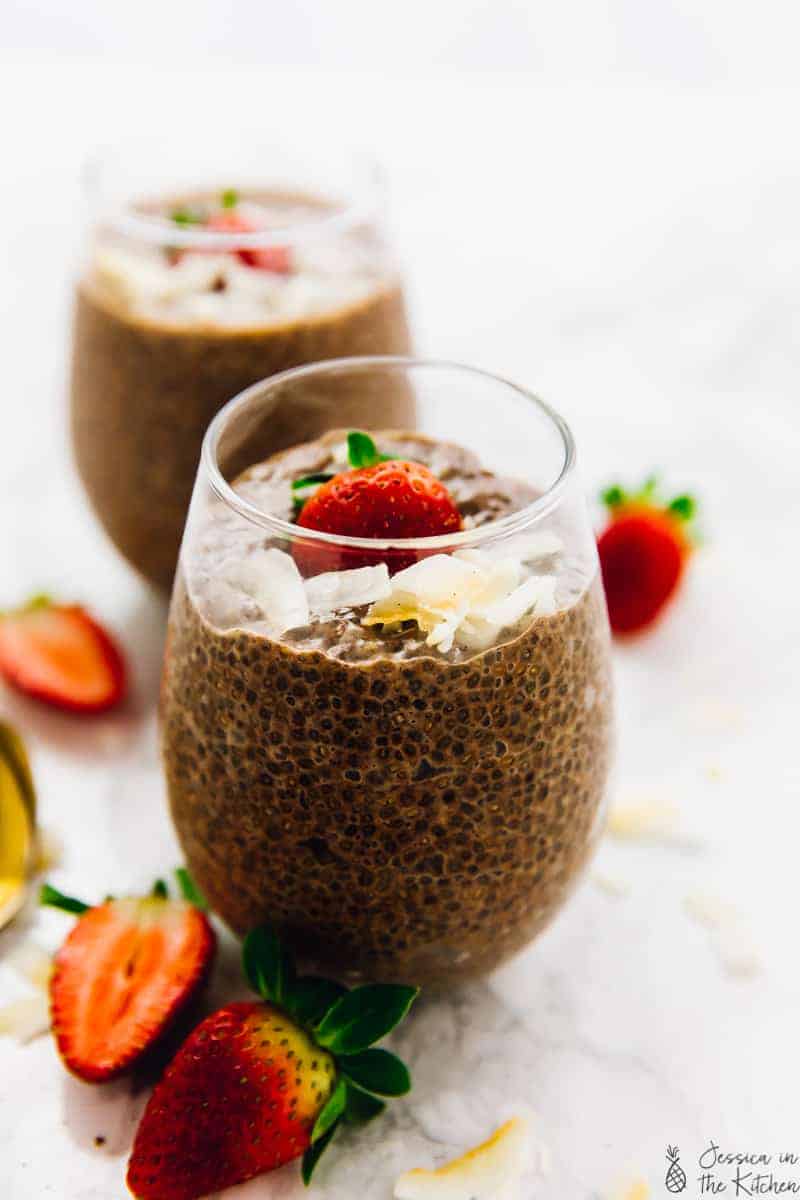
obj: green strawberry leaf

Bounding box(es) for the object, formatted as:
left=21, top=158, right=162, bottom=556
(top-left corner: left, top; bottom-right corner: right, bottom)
left=311, top=1078, right=347, bottom=1144
left=221, top=188, right=239, bottom=209
left=601, top=485, right=626, bottom=509
left=347, top=431, right=382, bottom=468
left=292, top=473, right=335, bottom=493
left=174, top=867, right=208, bottom=911
left=287, top=976, right=347, bottom=1026
left=242, top=925, right=294, bottom=1006
left=346, top=431, right=393, bottom=469
left=39, top=883, right=89, bottom=915
left=315, top=984, right=418, bottom=1054
left=151, top=879, right=168, bottom=899
left=344, top=1082, right=386, bottom=1124
left=302, top=1117, right=341, bottom=1186
left=339, top=1048, right=411, bottom=1096
left=668, top=493, right=696, bottom=521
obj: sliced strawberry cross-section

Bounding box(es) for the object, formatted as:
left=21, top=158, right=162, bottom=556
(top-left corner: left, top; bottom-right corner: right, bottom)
left=0, top=597, right=127, bottom=714
left=42, top=874, right=215, bottom=1083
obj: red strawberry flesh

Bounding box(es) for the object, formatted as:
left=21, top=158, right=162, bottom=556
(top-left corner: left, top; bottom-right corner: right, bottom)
left=204, top=211, right=292, bottom=273
left=295, top=459, right=463, bottom=576
left=50, top=897, right=215, bottom=1082
left=0, top=602, right=126, bottom=713
left=127, top=1001, right=336, bottom=1200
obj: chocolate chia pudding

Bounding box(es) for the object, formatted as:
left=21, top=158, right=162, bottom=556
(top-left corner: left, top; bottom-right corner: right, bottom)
left=70, top=190, right=411, bottom=589
left=162, top=428, right=614, bottom=985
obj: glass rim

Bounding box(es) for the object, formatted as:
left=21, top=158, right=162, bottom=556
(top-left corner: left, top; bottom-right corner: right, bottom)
left=83, top=144, right=384, bottom=250
left=201, top=356, right=578, bottom=553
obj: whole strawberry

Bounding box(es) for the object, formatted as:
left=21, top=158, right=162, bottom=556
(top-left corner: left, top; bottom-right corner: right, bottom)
left=127, top=927, right=417, bottom=1198
left=42, top=870, right=215, bottom=1083
left=292, top=430, right=463, bottom=576
left=597, top=478, right=698, bottom=634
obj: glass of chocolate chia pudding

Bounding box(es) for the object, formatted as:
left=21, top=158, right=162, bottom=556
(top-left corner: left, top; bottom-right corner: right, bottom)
left=70, top=139, right=412, bottom=590
left=162, top=357, right=614, bottom=986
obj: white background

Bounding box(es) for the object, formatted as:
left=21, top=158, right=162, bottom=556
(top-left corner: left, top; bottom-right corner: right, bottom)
left=5, top=0, right=800, bottom=84
left=2, top=4, right=800, bottom=1199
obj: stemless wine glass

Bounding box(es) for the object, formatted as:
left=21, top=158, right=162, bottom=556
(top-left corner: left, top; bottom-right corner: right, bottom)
left=69, top=138, right=412, bottom=590
left=161, top=357, right=614, bottom=987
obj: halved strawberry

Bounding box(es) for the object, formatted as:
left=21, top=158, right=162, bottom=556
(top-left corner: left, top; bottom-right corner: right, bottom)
left=127, top=927, right=417, bottom=1197
left=0, top=597, right=127, bottom=714
left=41, top=873, right=215, bottom=1083
left=597, top=479, right=698, bottom=635
left=293, top=431, right=463, bottom=577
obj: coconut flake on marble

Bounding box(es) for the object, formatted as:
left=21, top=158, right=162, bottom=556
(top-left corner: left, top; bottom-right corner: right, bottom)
left=607, top=797, right=707, bottom=851
left=0, top=992, right=51, bottom=1043
left=394, top=1114, right=531, bottom=1200
left=684, top=891, right=762, bottom=978
left=305, top=564, right=391, bottom=615
left=592, top=871, right=632, bottom=898
left=7, top=940, right=52, bottom=991
left=233, top=547, right=309, bottom=634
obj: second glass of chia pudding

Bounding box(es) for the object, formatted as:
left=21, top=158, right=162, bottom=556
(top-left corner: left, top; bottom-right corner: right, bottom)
left=161, top=357, right=614, bottom=986
left=70, top=139, right=412, bottom=589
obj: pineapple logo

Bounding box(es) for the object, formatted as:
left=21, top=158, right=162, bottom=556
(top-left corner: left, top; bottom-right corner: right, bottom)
left=665, top=1145, right=687, bottom=1193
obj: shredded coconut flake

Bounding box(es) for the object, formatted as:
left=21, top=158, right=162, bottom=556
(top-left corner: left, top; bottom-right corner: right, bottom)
left=684, top=891, right=762, bottom=978
left=7, top=940, right=52, bottom=991
left=394, top=1115, right=531, bottom=1200
left=233, top=548, right=309, bottom=635
left=364, top=552, right=554, bottom=653
left=0, top=992, right=51, bottom=1043
left=607, top=1181, right=650, bottom=1200
left=592, top=871, right=631, bottom=898
left=305, top=564, right=391, bottom=615
left=606, top=799, right=690, bottom=846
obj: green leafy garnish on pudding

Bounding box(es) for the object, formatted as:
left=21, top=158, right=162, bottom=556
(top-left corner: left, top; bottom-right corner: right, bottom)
left=345, top=430, right=394, bottom=469
left=291, top=430, right=396, bottom=518
left=170, top=207, right=204, bottom=227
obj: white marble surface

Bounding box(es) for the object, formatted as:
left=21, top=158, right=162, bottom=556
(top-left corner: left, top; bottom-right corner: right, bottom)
left=2, top=62, right=800, bottom=1199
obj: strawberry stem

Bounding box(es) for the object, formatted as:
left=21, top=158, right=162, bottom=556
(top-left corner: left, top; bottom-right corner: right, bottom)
left=151, top=879, right=168, bottom=899
left=174, top=867, right=208, bottom=911
left=40, top=883, right=89, bottom=915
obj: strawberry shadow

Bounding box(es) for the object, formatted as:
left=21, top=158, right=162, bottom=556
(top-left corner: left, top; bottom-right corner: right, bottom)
left=61, top=1072, right=147, bottom=1159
